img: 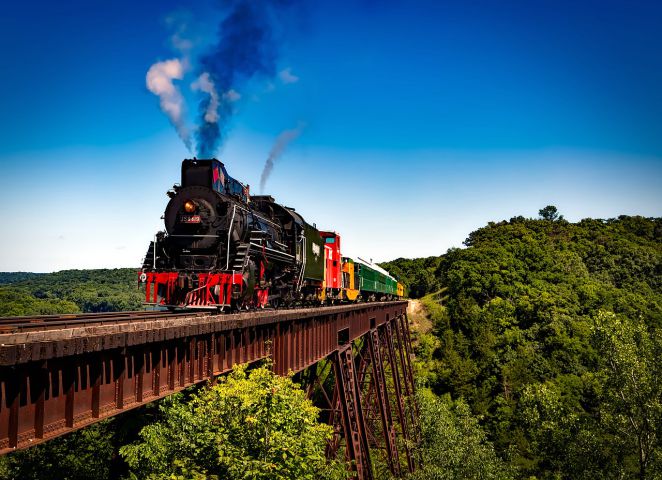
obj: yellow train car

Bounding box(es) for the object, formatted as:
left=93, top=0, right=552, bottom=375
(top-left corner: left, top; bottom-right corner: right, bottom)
left=341, top=258, right=360, bottom=301
left=397, top=282, right=405, bottom=298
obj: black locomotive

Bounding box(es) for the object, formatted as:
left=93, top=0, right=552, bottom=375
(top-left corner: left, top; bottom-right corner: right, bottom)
left=141, top=159, right=325, bottom=309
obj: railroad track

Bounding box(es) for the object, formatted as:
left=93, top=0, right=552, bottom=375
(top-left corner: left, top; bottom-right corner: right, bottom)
left=0, top=301, right=407, bottom=335
left=0, top=310, right=211, bottom=334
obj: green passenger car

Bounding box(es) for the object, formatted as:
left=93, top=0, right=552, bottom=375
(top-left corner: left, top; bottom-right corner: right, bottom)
left=354, top=258, right=398, bottom=297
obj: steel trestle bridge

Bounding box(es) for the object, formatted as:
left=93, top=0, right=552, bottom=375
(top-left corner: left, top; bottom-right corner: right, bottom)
left=0, top=301, right=419, bottom=478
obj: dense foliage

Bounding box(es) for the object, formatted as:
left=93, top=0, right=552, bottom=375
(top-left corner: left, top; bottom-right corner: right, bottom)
left=0, top=421, right=116, bottom=480
left=0, top=272, right=43, bottom=285
left=0, top=288, right=80, bottom=316
left=402, top=213, right=662, bottom=479
left=380, top=256, right=441, bottom=299
left=120, top=364, right=348, bottom=480
left=0, top=268, right=142, bottom=315
left=407, top=389, right=514, bottom=480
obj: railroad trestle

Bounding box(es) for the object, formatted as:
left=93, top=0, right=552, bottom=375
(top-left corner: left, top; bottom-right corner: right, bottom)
left=0, top=301, right=418, bottom=478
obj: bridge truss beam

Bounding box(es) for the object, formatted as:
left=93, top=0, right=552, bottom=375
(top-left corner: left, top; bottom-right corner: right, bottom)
left=0, top=302, right=418, bottom=478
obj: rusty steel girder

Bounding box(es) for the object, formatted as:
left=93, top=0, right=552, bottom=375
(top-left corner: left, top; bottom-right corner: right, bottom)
left=300, top=315, right=421, bottom=480
left=0, top=302, right=407, bottom=456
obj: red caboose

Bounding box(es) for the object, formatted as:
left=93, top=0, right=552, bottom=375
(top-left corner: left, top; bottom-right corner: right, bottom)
left=320, top=231, right=343, bottom=300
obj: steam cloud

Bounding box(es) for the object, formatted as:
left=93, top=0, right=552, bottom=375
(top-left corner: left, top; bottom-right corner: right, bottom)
left=196, top=0, right=295, bottom=158
left=147, top=1, right=299, bottom=157
left=191, top=73, right=220, bottom=123
left=146, top=59, right=192, bottom=151
left=260, top=122, right=305, bottom=192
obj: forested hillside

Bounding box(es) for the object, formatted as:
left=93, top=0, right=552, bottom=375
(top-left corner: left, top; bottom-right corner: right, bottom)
left=0, top=272, right=43, bottom=285
left=385, top=211, right=662, bottom=479
left=0, top=268, right=142, bottom=316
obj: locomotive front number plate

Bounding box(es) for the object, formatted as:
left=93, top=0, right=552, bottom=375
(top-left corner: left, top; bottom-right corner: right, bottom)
left=180, top=215, right=201, bottom=223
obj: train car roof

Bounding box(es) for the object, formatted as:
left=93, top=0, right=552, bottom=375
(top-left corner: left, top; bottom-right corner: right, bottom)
left=353, top=257, right=397, bottom=281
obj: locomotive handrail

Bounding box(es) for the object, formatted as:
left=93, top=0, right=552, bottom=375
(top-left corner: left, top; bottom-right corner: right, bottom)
left=234, top=203, right=281, bottom=229
left=296, top=235, right=307, bottom=291
left=226, top=204, right=237, bottom=269
left=249, top=242, right=295, bottom=259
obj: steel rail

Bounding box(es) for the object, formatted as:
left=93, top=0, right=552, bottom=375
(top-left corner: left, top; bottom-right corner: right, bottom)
left=0, top=310, right=174, bottom=324
left=0, top=310, right=210, bottom=333
left=0, top=300, right=402, bottom=332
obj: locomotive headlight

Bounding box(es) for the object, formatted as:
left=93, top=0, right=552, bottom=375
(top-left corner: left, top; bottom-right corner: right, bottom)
left=183, top=200, right=196, bottom=213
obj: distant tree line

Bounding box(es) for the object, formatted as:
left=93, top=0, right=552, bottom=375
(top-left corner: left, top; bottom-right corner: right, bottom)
left=0, top=268, right=143, bottom=316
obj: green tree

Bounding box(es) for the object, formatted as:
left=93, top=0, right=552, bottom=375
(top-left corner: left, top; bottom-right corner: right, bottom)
left=396, top=215, right=661, bottom=478
left=0, top=421, right=115, bottom=480
left=0, top=267, right=149, bottom=315
left=538, top=205, right=563, bottom=221
left=120, top=364, right=348, bottom=480
left=0, top=287, right=80, bottom=316
left=406, top=389, right=514, bottom=480
left=591, top=311, right=662, bottom=479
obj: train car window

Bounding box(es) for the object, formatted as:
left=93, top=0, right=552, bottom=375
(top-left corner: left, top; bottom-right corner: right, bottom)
left=325, top=237, right=335, bottom=244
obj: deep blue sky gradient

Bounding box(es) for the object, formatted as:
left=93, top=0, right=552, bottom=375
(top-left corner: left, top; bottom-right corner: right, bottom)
left=1, top=0, right=660, bottom=271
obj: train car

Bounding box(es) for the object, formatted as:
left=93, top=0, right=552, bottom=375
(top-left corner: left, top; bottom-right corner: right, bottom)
left=319, top=231, right=342, bottom=301
left=397, top=281, right=405, bottom=298
left=352, top=258, right=399, bottom=301
left=341, top=257, right=360, bottom=301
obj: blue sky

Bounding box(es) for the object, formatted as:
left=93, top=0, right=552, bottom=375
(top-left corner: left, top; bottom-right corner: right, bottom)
left=1, top=0, right=660, bottom=272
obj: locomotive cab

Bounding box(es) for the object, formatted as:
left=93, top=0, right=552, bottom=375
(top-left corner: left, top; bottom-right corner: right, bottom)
left=181, top=159, right=249, bottom=202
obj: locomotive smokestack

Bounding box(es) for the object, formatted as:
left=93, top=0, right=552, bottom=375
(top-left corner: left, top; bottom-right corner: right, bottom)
left=260, top=122, right=305, bottom=193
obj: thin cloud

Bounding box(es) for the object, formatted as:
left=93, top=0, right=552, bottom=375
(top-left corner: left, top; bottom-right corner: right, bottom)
left=278, top=67, right=299, bottom=84
left=224, top=89, right=241, bottom=102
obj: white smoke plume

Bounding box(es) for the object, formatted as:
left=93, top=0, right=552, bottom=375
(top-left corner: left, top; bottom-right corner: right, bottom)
left=260, top=122, right=306, bottom=193
left=146, top=58, right=192, bottom=150
left=191, top=72, right=220, bottom=123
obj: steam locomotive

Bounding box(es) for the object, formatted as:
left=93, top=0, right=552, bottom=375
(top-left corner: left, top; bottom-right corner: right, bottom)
left=139, top=159, right=405, bottom=309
